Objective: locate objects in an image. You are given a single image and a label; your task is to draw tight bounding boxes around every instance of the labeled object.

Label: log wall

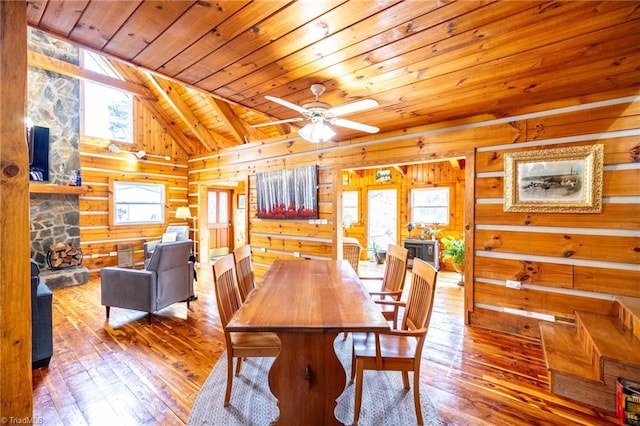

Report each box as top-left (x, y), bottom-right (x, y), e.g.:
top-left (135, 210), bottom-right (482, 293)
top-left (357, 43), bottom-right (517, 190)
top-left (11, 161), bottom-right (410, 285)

top-left (78, 98), bottom-right (190, 272)
top-left (191, 96), bottom-right (640, 337)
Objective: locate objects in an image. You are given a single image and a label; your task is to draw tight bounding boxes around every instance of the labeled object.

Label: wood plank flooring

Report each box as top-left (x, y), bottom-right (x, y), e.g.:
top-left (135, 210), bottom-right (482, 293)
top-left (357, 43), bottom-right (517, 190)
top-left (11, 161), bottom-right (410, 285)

top-left (32, 262), bottom-right (618, 425)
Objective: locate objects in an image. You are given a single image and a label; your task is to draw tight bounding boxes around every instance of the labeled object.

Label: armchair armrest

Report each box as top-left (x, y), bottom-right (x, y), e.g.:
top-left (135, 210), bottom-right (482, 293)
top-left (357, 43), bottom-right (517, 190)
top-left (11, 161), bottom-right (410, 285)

top-left (369, 290), bottom-right (403, 297)
top-left (101, 267), bottom-right (157, 313)
top-left (359, 275), bottom-right (383, 281)
top-left (379, 327), bottom-right (427, 338)
top-left (374, 299), bottom-right (406, 308)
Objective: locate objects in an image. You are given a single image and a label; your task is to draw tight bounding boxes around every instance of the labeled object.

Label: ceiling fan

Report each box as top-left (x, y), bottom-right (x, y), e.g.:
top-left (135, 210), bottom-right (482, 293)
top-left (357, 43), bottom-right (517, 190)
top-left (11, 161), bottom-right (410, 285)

top-left (252, 83), bottom-right (380, 143)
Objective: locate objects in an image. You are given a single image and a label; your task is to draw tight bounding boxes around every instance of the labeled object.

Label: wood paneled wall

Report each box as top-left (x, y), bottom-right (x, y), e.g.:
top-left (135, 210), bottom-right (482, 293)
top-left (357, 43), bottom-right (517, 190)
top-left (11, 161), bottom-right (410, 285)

top-left (191, 96), bottom-right (640, 337)
top-left (78, 99), bottom-right (190, 273)
top-left (472, 100), bottom-right (640, 337)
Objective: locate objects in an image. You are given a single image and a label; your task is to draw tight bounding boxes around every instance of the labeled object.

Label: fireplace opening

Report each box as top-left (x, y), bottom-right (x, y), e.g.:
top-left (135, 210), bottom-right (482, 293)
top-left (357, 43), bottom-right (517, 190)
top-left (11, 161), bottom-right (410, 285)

top-left (46, 242), bottom-right (83, 270)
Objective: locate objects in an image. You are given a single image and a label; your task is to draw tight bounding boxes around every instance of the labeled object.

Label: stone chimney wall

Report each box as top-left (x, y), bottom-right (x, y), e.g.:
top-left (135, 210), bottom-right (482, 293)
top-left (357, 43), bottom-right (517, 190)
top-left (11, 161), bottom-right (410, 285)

top-left (28, 29), bottom-right (82, 269)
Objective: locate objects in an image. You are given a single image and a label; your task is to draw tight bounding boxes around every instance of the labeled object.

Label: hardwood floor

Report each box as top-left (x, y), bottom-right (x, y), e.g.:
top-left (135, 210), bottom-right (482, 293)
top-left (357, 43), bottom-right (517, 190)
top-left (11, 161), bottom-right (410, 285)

top-left (32, 262), bottom-right (617, 425)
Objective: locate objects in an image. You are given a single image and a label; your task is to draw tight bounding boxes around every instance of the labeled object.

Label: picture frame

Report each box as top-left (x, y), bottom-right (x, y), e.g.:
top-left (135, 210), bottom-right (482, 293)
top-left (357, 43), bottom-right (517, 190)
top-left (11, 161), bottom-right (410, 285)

top-left (256, 165), bottom-right (318, 220)
top-left (238, 194), bottom-right (246, 209)
top-left (504, 144), bottom-right (604, 213)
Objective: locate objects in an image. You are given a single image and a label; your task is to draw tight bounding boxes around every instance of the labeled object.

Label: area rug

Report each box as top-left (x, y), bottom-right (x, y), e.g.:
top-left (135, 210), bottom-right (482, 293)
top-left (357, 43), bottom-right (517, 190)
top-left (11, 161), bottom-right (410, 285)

top-left (188, 335), bottom-right (444, 425)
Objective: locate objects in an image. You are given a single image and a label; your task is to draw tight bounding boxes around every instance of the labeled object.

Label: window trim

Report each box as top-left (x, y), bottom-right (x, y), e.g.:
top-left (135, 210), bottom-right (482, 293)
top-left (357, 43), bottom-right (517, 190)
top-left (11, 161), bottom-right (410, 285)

top-left (109, 179), bottom-right (166, 227)
top-left (410, 186), bottom-right (451, 226)
top-left (80, 49), bottom-right (134, 144)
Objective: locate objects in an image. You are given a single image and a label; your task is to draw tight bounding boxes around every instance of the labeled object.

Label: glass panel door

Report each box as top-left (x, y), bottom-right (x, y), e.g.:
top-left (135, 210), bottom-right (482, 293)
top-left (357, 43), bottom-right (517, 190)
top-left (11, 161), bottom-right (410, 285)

top-left (367, 189), bottom-right (397, 252)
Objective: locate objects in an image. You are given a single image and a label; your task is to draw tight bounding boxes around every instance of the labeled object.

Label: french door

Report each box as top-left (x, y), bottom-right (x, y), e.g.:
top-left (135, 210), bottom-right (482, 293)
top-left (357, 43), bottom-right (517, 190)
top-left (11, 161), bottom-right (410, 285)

top-left (367, 188), bottom-right (397, 252)
top-left (207, 189), bottom-right (232, 259)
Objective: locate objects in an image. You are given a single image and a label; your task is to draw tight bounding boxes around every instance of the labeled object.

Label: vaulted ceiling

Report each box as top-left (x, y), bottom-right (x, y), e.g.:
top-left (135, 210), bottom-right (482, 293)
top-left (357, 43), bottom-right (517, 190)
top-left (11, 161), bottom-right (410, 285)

top-left (26, 0), bottom-right (640, 154)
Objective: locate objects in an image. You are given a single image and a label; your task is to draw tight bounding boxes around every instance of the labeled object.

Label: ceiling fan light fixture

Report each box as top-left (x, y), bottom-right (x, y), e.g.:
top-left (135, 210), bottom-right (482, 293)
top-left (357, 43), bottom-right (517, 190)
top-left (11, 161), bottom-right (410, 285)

top-left (299, 121), bottom-right (335, 143)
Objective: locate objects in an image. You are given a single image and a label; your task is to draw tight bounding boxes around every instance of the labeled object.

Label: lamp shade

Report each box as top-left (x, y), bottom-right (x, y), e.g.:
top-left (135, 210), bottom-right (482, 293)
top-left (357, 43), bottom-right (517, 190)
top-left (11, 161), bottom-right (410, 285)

top-left (298, 121), bottom-right (335, 143)
top-left (176, 206), bottom-right (192, 219)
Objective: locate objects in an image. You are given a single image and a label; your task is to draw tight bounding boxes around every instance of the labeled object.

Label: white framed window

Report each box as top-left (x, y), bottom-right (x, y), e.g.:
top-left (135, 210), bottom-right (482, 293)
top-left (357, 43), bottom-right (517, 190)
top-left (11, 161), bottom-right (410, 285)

top-left (81, 50), bottom-right (133, 143)
top-left (113, 182), bottom-right (165, 225)
top-left (342, 190), bottom-right (359, 227)
top-left (411, 187), bottom-right (450, 225)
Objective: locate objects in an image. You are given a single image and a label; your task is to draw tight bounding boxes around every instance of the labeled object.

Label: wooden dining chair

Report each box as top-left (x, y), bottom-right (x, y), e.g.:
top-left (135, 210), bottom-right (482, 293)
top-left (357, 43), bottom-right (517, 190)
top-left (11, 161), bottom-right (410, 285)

top-left (360, 244), bottom-right (409, 329)
top-left (212, 254), bottom-right (280, 406)
top-left (343, 237), bottom-right (362, 274)
top-left (351, 257), bottom-right (438, 425)
top-left (233, 244), bottom-right (256, 303)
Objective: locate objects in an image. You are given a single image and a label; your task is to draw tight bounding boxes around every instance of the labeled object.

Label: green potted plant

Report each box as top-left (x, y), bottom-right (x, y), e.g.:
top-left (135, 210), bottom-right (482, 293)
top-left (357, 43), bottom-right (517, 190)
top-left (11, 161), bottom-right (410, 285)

top-left (368, 241), bottom-right (387, 264)
top-left (440, 236), bottom-right (465, 286)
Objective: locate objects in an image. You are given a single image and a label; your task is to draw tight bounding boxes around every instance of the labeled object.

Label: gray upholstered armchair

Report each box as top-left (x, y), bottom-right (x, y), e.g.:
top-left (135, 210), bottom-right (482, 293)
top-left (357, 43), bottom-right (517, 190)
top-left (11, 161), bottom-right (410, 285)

top-left (101, 240), bottom-right (194, 325)
top-left (143, 225), bottom-right (190, 262)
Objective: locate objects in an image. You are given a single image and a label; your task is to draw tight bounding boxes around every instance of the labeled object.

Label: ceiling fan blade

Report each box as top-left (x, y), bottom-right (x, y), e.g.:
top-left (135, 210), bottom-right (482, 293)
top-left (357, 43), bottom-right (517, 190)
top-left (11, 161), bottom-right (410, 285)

top-left (264, 95), bottom-right (309, 114)
top-left (250, 117), bottom-right (304, 128)
top-left (328, 99), bottom-right (378, 117)
top-left (331, 118), bottom-right (379, 133)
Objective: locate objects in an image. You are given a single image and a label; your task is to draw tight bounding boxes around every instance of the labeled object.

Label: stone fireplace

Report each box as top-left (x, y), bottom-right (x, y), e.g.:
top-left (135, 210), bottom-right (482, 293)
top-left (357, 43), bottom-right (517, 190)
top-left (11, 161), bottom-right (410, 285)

top-left (28, 29), bottom-right (88, 288)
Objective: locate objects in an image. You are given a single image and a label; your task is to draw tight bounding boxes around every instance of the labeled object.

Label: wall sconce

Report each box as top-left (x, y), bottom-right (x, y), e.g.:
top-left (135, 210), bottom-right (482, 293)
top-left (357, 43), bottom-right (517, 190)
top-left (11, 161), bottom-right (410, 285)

top-left (107, 144), bottom-right (170, 160)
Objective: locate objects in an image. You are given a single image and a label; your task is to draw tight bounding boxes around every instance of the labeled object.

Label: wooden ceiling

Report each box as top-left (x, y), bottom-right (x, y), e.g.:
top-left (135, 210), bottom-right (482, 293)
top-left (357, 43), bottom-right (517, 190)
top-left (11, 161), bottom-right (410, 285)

top-left (26, 1), bottom-right (640, 154)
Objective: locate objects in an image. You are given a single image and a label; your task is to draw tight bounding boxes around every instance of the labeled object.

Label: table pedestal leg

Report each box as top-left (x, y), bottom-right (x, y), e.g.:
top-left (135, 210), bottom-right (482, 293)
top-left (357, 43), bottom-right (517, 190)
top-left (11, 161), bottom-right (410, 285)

top-left (269, 331), bottom-right (344, 425)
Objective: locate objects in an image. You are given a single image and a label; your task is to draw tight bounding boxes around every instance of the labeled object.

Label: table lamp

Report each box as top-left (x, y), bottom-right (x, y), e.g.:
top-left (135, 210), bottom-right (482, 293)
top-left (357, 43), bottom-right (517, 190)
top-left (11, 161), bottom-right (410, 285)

top-left (176, 207), bottom-right (195, 254)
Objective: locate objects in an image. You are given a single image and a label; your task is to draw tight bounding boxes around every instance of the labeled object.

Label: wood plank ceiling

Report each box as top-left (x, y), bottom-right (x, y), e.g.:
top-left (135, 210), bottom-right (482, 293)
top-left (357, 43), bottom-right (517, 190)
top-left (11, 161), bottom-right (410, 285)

top-left (26, 0), bottom-right (640, 154)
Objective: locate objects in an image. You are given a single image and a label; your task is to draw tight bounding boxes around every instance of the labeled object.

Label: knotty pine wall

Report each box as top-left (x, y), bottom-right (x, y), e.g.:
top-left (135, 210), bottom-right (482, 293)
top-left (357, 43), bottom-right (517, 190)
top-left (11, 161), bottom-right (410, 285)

top-left (190, 96), bottom-right (640, 338)
top-left (78, 97), bottom-right (191, 273)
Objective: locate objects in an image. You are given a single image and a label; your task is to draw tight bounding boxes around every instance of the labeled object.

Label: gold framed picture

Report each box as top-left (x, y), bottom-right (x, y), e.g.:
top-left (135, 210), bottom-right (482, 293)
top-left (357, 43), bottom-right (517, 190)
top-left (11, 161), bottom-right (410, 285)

top-left (504, 144), bottom-right (604, 213)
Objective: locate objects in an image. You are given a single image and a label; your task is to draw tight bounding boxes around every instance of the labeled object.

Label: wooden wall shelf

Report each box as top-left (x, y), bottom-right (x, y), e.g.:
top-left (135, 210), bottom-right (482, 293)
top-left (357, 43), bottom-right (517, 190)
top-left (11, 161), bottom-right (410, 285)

top-left (29, 183), bottom-right (84, 195)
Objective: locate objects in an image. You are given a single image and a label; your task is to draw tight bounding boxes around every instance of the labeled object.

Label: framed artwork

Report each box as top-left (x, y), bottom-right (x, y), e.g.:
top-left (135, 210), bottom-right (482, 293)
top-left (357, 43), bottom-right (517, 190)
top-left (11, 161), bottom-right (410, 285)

top-left (256, 165), bottom-right (318, 219)
top-left (238, 194), bottom-right (246, 209)
top-left (504, 144), bottom-right (603, 213)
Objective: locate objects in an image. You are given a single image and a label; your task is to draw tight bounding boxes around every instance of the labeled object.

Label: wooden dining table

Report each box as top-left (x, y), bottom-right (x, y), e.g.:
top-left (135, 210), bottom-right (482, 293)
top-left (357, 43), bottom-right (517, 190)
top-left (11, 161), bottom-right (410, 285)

top-left (226, 259), bottom-right (390, 425)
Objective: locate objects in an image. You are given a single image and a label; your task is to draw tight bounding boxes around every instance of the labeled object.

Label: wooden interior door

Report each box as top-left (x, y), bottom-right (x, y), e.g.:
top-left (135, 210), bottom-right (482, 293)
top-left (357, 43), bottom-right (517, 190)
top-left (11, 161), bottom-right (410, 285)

top-left (207, 189), bottom-right (232, 259)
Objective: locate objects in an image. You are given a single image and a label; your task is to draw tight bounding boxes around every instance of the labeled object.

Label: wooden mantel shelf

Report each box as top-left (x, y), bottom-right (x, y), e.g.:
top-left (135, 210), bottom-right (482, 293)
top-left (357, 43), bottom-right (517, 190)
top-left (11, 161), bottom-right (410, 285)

top-left (29, 183), bottom-right (84, 195)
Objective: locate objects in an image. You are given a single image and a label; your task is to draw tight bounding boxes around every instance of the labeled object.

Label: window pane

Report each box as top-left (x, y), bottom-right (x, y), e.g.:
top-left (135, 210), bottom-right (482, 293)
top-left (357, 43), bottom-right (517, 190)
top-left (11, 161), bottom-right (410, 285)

top-left (368, 189), bottom-right (397, 250)
top-left (208, 192), bottom-right (217, 224)
top-left (411, 188), bottom-right (450, 225)
top-left (219, 192), bottom-right (228, 223)
top-left (115, 183), bottom-right (163, 203)
top-left (82, 50), bottom-right (132, 143)
top-left (342, 191), bottom-right (358, 226)
top-left (113, 182), bottom-right (164, 225)
top-left (84, 82), bottom-right (133, 142)
top-left (413, 207), bottom-right (449, 224)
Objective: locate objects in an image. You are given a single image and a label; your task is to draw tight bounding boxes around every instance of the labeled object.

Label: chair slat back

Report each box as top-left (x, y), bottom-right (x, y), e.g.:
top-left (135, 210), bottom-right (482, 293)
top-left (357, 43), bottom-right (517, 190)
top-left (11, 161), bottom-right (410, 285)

top-left (213, 254), bottom-right (242, 328)
top-left (381, 244), bottom-right (409, 294)
top-left (233, 245), bottom-right (256, 302)
top-left (402, 257), bottom-right (438, 333)
top-left (343, 242), bottom-right (362, 273)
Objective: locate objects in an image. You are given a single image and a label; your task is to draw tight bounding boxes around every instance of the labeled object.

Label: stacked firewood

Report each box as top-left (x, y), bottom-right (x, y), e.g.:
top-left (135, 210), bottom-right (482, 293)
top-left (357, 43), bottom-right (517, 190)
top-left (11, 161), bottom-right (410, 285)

top-left (46, 242), bottom-right (83, 269)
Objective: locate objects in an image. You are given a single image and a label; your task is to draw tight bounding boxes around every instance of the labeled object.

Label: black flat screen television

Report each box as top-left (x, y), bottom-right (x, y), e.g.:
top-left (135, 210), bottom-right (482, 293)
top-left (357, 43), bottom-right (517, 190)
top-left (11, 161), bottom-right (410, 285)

top-left (28, 125), bottom-right (49, 181)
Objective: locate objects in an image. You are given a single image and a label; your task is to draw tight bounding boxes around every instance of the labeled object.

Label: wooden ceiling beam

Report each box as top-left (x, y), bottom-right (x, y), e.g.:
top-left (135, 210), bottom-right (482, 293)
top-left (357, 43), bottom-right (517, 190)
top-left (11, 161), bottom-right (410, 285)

top-left (144, 73), bottom-right (221, 151)
top-left (394, 165), bottom-right (407, 176)
top-left (202, 95), bottom-right (272, 144)
top-left (28, 50), bottom-right (156, 100)
top-left (109, 62), bottom-right (197, 155)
